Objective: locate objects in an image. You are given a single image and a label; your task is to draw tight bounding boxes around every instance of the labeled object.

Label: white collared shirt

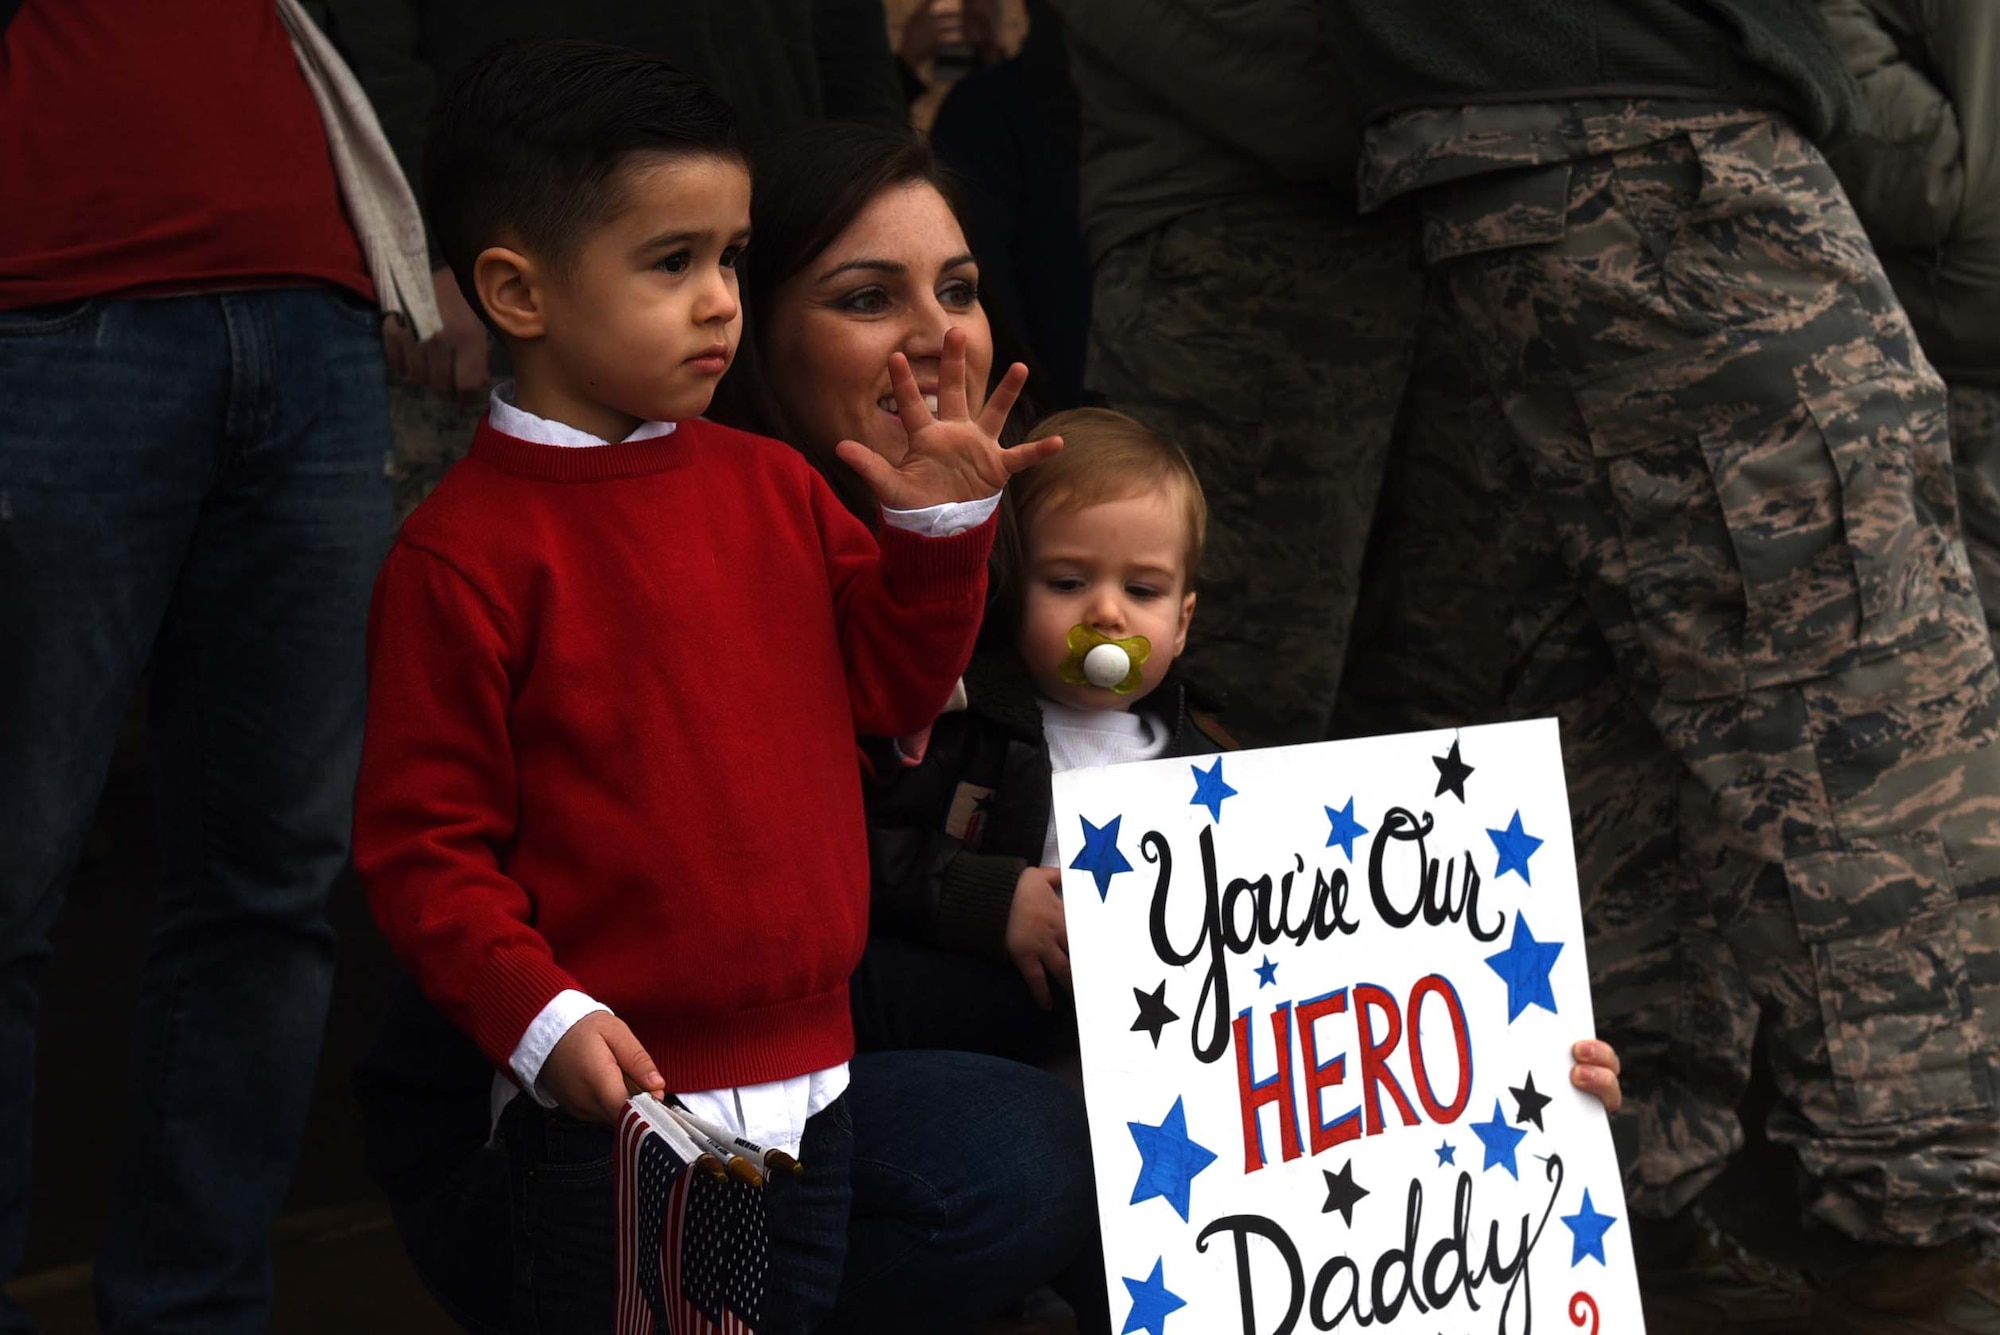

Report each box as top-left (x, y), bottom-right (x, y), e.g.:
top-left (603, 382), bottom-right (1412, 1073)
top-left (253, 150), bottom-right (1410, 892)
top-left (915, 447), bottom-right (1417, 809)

top-left (485, 385), bottom-right (999, 1149)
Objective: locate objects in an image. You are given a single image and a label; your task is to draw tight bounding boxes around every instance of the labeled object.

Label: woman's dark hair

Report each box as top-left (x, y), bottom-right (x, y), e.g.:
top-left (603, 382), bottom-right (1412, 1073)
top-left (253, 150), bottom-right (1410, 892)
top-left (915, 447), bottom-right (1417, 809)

top-left (707, 120), bottom-right (1041, 519)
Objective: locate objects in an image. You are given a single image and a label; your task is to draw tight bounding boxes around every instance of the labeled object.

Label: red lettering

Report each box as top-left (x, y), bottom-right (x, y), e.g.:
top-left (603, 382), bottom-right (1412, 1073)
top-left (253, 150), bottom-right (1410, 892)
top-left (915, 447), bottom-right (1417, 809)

top-left (1354, 984), bottom-right (1419, 1136)
top-left (1407, 974), bottom-right (1474, 1124)
top-left (1297, 989), bottom-right (1361, 1154)
top-left (1232, 1002), bottom-right (1302, 1172)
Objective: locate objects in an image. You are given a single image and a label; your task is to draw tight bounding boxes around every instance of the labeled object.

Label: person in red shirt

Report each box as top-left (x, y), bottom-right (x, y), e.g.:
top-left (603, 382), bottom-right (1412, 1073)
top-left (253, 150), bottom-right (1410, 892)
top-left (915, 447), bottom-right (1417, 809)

top-left (0, 3), bottom-right (395, 1329)
top-left (349, 40), bottom-right (1059, 1330)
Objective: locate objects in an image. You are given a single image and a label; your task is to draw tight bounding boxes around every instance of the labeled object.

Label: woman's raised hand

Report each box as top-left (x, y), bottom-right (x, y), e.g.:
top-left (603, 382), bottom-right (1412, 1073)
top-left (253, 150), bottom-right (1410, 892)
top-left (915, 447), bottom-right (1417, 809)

top-left (835, 327), bottom-right (1062, 511)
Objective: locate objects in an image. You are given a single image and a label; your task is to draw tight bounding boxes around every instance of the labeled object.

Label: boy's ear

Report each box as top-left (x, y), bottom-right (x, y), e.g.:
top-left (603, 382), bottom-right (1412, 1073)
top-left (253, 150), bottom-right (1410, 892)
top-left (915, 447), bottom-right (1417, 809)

top-left (1173, 589), bottom-right (1196, 658)
top-left (473, 245), bottom-right (544, 341)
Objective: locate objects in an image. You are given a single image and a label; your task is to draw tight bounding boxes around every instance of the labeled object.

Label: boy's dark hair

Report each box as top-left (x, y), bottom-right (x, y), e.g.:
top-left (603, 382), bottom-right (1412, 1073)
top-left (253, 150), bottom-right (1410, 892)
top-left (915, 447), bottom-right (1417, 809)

top-left (423, 39), bottom-right (741, 327)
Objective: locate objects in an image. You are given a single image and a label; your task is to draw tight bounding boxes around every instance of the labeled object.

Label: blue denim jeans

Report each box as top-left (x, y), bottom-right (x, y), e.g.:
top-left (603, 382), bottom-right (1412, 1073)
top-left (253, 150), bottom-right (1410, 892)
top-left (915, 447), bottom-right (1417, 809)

top-left (0, 289), bottom-right (392, 1333)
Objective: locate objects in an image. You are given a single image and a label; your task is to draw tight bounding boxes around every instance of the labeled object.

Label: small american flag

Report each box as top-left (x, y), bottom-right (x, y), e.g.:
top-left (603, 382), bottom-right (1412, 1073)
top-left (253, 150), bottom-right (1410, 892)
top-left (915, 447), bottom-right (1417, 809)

top-left (615, 1099), bottom-right (768, 1335)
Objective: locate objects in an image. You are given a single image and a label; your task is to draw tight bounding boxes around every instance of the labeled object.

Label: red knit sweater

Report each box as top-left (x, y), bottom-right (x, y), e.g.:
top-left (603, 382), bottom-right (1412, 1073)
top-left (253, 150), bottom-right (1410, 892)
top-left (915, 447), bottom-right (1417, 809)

top-left (352, 417), bottom-right (993, 1089)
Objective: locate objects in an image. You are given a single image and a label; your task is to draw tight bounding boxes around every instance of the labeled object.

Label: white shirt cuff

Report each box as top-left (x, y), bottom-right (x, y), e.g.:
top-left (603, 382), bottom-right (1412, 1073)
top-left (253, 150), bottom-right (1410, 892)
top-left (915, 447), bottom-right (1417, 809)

top-left (880, 492), bottom-right (1000, 537)
top-left (509, 988), bottom-right (611, 1106)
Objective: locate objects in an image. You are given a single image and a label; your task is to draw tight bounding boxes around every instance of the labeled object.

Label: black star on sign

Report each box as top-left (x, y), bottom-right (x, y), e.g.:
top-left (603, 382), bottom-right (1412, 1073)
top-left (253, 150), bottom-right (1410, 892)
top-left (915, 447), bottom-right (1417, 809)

top-left (1432, 738), bottom-right (1475, 802)
top-left (1510, 1072), bottom-right (1552, 1131)
top-left (1320, 1160), bottom-right (1369, 1226)
top-left (1131, 981), bottom-right (1179, 1048)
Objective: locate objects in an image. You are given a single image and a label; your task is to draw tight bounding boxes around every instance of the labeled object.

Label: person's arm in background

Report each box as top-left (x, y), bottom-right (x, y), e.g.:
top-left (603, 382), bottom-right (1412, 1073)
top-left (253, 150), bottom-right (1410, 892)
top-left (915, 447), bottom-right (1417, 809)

top-left (1921, 1), bottom-right (2000, 292)
top-left (1817, 0), bottom-right (1964, 252)
top-left (317, 0), bottom-right (491, 399)
top-left (812, 0), bottom-right (911, 125)
top-left (928, 80), bottom-right (1031, 383)
top-left (1047, 0), bottom-right (1353, 184)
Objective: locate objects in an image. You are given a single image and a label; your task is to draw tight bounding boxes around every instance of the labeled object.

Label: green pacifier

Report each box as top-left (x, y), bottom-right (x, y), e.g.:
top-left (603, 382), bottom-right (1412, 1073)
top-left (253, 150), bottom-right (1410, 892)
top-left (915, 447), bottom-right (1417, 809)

top-left (1057, 624), bottom-right (1151, 695)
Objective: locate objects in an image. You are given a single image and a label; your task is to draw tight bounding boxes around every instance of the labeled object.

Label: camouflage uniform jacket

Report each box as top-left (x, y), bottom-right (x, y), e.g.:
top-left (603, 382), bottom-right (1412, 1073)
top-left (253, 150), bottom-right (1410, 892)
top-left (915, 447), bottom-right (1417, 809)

top-left (864, 644), bottom-right (1226, 962)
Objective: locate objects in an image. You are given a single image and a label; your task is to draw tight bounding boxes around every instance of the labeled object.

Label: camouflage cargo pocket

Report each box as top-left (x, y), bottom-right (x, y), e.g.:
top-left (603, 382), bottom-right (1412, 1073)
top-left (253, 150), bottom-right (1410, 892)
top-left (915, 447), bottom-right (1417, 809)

top-left (1416, 161), bottom-right (1571, 265)
top-left (1573, 349), bottom-right (1946, 701)
top-left (1785, 836), bottom-right (1991, 1127)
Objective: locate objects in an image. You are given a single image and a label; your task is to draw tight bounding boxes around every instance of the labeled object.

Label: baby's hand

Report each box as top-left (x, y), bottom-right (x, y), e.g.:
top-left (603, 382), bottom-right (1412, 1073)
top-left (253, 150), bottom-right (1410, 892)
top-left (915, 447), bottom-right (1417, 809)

top-left (1006, 865), bottom-right (1070, 1010)
top-left (835, 328), bottom-right (1061, 511)
top-left (539, 1011), bottom-right (665, 1124)
top-left (1570, 1038), bottom-right (1622, 1114)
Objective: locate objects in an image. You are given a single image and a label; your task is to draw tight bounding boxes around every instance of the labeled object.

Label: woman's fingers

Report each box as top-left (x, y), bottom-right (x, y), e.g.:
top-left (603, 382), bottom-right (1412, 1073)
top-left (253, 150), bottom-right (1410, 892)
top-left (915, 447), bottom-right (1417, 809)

top-left (1043, 945), bottom-right (1073, 997)
top-left (888, 352), bottom-right (935, 431)
top-left (834, 439), bottom-right (898, 498)
top-left (1000, 433), bottom-right (1064, 476)
top-left (937, 326), bottom-right (972, 422)
top-left (977, 362), bottom-right (1030, 437)
top-left (1571, 1061), bottom-right (1622, 1113)
top-left (1572, 1038), bottom-right (1621, 1074)
top-left (1019, 956), bottom-right (1053, 1011)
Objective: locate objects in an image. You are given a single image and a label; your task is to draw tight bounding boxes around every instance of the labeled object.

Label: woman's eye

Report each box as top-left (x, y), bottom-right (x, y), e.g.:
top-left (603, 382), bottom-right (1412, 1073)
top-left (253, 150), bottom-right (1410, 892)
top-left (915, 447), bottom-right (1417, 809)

top-left (838, 287), bottom-right (891, 315)
top-left (655, 250), bottom-right (692, 274)
top-left (940, 279), bottom-right (978, 309)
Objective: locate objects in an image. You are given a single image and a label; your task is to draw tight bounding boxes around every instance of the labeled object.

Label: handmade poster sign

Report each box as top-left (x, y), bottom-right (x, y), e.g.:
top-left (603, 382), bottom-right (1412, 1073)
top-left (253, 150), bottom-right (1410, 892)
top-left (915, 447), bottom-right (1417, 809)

top-left (1055, 719), bottom-right (1644, 1335)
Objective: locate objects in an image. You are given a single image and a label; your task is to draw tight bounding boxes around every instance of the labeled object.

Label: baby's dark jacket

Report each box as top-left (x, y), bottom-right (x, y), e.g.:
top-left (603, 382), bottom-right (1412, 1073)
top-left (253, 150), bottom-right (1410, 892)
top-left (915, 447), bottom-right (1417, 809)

top-left (864, 642), bottom-right (1230, 962)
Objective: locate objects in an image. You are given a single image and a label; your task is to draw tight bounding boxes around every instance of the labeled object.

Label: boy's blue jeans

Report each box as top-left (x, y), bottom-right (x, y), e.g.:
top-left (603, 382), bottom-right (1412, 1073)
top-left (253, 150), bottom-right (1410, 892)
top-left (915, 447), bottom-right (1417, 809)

top-left (0, 289), bottom-right (392, 1333)
top-left (392, 1049), bottom-right (1103, 1333)
top-left (500, 1094), bottom-right (857, 1334)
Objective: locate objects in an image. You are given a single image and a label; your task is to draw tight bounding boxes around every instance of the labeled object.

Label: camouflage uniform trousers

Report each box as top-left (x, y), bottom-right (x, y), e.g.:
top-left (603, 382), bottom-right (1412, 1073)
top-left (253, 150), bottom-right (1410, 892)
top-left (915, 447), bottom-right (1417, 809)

top-left (1086, 193), bottom-right (1426, 747)
top-left (1951, 382), bottom-right (2000, 652)
top-left (1351, 102), bottom-right (2000, 1248)
top-left (1332, 289), bottom-right (1767, 1228)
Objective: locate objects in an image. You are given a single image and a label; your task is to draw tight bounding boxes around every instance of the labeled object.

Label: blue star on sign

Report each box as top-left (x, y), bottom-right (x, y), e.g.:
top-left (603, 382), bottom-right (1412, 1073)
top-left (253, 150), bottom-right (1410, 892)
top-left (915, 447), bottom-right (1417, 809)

top-left (1070, 815), bottom-right (1134, 900)
top-left (1121, 1259), bottom-right (1187, 1335)
top-left (1324, 797), bottom-right (1369, 861)
top-left (1487, 809), bottom-right (1545, 884)
top-left (1435, 1140), bottom-right (1457, 1167)
top-left (1254, 955), bottom-right (1278, 988)
top-left (1127, 1096), bottom-right (1217, 1222)
top-left (1562, 1189), bottom-right (1619, 1266)
top-left (1484, 911), bottom-right (1565, 1021)
top-left (1189, 758), bottom-right (1236, 822)
top-left (1471, 1099), bottom-right (1528, 1179)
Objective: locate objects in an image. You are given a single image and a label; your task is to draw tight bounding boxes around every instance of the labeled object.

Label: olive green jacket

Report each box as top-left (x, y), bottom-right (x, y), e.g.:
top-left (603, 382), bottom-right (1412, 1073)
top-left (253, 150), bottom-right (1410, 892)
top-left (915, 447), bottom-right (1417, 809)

top-left (1821, 0), bottom-right (2000, 386)
top-left (1048, 0), bottom-right (1358, 262)
top-left (1318, 0), bottom-right (1862, 142)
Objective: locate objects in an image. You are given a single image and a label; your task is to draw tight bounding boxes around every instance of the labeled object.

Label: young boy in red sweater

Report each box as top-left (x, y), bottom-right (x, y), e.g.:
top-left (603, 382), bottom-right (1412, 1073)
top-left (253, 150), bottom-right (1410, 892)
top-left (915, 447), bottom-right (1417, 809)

top-left (350, 40), bottom-right (1058, 1330)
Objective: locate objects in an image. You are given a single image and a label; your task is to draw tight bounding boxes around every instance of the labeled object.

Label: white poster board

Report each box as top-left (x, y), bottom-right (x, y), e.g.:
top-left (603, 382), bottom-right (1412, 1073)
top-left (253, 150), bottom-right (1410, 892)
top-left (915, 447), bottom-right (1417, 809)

top-left (1054, 719), bottom-right (1645, 1335)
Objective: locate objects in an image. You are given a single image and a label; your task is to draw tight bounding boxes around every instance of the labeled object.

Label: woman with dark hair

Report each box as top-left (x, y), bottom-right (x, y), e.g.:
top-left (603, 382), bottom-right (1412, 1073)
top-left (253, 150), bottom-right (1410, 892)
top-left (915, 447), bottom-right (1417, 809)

top-left (354, 121), bottom-right (1109, 1334)
top-left (710, 121), bottom-right (1075, 1068)
top-left (706, 118), bottom-right (1111, 1331)
top-left (711, 120), bottom-right (1043, 502)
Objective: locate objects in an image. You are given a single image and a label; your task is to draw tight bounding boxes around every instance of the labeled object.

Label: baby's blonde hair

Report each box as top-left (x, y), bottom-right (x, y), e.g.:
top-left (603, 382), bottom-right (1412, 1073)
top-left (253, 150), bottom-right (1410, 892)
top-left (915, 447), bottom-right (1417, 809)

top-left (1009, 408), bottom-right (1208, 583)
